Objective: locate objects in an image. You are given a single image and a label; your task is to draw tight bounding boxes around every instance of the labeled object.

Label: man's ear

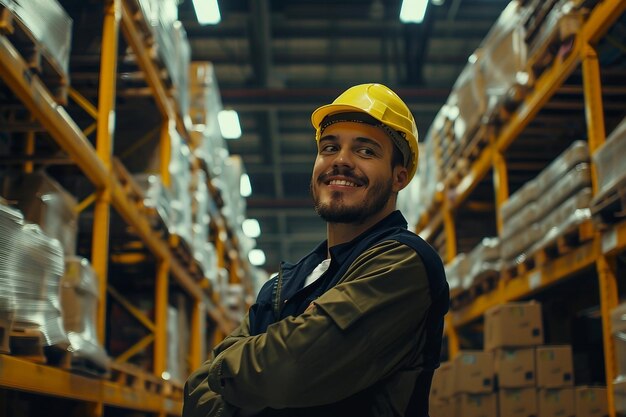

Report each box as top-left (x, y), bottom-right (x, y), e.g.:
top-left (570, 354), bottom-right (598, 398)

top-left (392, 166), bottom-right (409, 192)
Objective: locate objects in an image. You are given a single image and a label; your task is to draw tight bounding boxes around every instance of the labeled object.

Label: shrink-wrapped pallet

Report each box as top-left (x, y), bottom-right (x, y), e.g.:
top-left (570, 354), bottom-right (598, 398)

top-left (502, 202), bottom-right (539, 239)
top-left (500, 179), bottom-right (539, 224)
top-left (501, 223), bottom-right (541, 264)
top-left (0, 202), bottom-right (67, 346)
top-left (445, 58), bottom-right (486, 148)
top-left (1, 0), bottom-right (72, 76)
top-left (3, 171), bottom-right (78, 256)
top-left (445, 254), bottom-right (468, 296)
top-left (169, 128), bottom-right (193, 245)
top-left (592, 117), bottom-right (626, 196)
top-left (134, 173), bottom-right (173, 229)
top-left (464, 238), bottom-right (501, 289)
top-left (60, 257), bottom-right (110, 372)
top-left (534, 163), bottom-right (591, 220)
top-left (479, 1), bottom-right (531, 119)
top-left (531, 188), bottom-right (593, 253)
top-left (535, 141), bottom-right (589, 196)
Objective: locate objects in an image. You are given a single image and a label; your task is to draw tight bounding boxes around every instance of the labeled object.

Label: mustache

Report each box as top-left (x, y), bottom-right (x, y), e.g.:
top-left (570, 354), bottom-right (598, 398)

top-left (317, 167), bottom-right (367, 185)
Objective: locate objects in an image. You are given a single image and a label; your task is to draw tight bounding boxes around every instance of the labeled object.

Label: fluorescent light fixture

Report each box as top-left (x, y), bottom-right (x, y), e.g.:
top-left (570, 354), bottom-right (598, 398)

top-left (248, 249), bottom-right (266, 266)
top-left (400, 0), bottom-right (429, 23)
top-left (240, 173), bottom-right (252, 197)
top-left (218, 109), bottom-right (242, 139)
top-left (242, 219), bottom-right (261, 238)
top-left (193, 0), bottom-right (221, 25)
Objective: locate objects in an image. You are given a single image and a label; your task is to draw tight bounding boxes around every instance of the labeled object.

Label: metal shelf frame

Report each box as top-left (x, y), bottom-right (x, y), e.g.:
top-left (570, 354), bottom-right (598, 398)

top-left (0, 0), bottom-right (239, 414)
top-left (416, 2), bottom-right (626, 416)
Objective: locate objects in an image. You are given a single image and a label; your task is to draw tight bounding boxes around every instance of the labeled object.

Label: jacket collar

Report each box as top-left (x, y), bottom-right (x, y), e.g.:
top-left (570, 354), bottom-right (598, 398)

top-left (328, 210), bottom-right (408, 264)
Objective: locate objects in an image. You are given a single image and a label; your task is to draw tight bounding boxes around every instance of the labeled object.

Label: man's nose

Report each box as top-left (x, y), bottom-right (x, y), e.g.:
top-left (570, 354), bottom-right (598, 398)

top-left (332, 148), bottom-right (355, 167)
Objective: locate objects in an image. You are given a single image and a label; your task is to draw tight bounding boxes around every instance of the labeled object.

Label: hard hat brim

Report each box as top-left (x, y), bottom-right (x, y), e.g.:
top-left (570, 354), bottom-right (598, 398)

top-left (311, 103), bottom-right (371, 131)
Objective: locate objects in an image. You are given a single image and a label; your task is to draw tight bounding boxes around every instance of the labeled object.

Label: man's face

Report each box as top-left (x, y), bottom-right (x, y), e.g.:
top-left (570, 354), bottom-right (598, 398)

top-left (310, 121), bottom-right (407, 224)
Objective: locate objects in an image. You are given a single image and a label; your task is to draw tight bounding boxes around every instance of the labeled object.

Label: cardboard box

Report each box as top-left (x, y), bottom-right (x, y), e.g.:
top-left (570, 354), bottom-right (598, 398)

top-left (536, 345), bottom-right (574, 388)
top-left (498, 388), bottom-right (537, 417)
top-left (429, 398), bottom-right (454, 417)
top-left (430, 361), bottom-right (454, 400)
top-left (453, 393), bottom-right (497, 417)
top-left (453, 351), bottom-right (494, 394)
top-left (484, 301), bottom-right (543, 351)
top-left (538, 388), bottom-right (574, 417)
top-left (495, 348), bottom-right (535, 388)
top-left (574, 386), bottom-right (608, 417)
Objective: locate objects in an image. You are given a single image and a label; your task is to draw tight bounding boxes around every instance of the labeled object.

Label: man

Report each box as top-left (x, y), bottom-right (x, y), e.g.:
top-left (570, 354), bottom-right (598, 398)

top-left (184, 83), bottom-right (449, 417)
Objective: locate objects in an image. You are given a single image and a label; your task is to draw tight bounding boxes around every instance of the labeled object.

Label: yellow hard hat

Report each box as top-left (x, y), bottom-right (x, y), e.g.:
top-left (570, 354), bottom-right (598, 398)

top-left (311, 83), bottom-right (419, 178)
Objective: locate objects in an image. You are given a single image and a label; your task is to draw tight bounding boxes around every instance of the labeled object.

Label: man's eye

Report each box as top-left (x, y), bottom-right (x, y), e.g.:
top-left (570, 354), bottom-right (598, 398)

top-left (358, 148), bottom-right (375, 156)
top-left (320, 145), bottom-right (337, 153)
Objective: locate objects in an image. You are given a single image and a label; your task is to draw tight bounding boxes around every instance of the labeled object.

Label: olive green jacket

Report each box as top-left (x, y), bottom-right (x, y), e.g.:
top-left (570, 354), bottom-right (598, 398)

top-left (184, 240), bottom-right (438, 416)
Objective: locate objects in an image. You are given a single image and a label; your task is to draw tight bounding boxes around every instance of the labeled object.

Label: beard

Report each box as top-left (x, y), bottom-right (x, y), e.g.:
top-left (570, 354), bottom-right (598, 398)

top-left (311, 170), bottom-right (394, 224)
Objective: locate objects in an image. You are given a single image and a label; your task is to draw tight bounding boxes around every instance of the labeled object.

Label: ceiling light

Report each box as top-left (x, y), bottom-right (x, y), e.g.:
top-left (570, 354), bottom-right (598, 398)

top-left (400, 0), bottom-right (429, 23)
top-left (218, 109), bottom-right (242, 139)
top-left (192, 0), bottom-right (221, 25)
top-left (248, 249), bottom-right (266, 266)
top-left (242, 219), bottom-right (261, 238)
top-left (240, 173), bottom-right (252, 197)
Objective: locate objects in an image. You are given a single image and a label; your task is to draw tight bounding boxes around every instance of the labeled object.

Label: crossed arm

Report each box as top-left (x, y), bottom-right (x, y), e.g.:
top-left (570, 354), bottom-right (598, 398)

top-left (183, 241), bottom-right (431, 416)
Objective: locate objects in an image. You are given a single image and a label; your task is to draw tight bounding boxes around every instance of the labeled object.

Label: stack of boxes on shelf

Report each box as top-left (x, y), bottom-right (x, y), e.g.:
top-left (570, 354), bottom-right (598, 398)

top-left (500, 141), bottom-right (592, 272)
top-left (430, 301), bottom-right (608, 417)
top-left (405, 0), bottom-right (598, 223)
top-left (590, 117), bottom-right (626, 225)
top-left (0, 172), bottom-right (109, 374)
top-left (445, 140), bottom-right (594, 303)
top-left (0, 0), bottom-right (72, 103)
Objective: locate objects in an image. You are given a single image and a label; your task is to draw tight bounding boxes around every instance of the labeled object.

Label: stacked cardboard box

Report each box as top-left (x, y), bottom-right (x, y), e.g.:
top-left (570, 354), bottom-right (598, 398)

top-left (431, 301), bottom-right (609, 417)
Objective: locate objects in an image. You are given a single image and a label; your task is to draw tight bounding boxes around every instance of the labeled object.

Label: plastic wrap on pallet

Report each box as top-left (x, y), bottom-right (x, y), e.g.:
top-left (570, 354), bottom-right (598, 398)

top-left (219, 156), bottom-right (247, 230)
top-left (172, 23), bottom-right (191, 127)
top-left (2, 172), bottom-right (78, 257)
top-left (134, 173), bottom-right (173, 229)
top-left (527, 0), bottom-right (585, 60)
top-left (502, 202), bottom-right (539, 239)
top-left (446, 58), bottom-right (486, 146)
top-left (535, 141), bottom-right (589, 195)
top-left (0, 202), bottom-right (67, 346)
top-left (593, 117), bottom-right (626, 195)
top-left (465, 238), bottom-right (502, 289)
top-left (166, 303), bottom-right (189, 384)
top-left (398, 173), bottom-right (421, 231)
top-left (531, 188), bottom-right (592, 254)
top-left (501, 178), bottom-right (539, 223)
top-left (192, 170), bottom-right (210, 247)
top-left (479, 1), bottom-right (530, 118)
top-left (501, 223), bottom-right (541, 263)
top-left (445, 254), bottom-right (468, 295)
top-left (60, 257), bottom-right (110, 372)
top-left (189, 62), bottom-right (223, 128)
top-left (7, 0), bottom-right (72, 76)
top-left (169, 128), bottom-right (193, 245)
top-left (535, 163), bottom-right (591, 220)
top-left (196, 241), bottom-right (218, 284)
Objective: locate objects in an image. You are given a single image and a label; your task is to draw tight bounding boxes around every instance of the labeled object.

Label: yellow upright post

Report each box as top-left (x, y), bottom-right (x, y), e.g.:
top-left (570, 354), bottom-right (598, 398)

top-left (154, 259), bottom-right (170, 378)
top-left (24, 116), bottom-right (35, 173)
top-left (582, 43), bottom-right (618, 417)
top-left (190, 300), bottom-right (206, 371)
top-left (92, 0), bottom-right (120, 344)
top-left (442, 194), bottom-right (459, 357)
top-left (160, 120), bottom-right (172, 188)
top-left (491, 130), bottom-right (509, 236)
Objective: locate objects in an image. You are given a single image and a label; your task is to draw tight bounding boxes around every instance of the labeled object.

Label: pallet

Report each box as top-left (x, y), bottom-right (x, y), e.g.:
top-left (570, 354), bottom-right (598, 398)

top-left (8, 326), bottom-right (46, 363)
top-left (69, 354), bottom-right (110, 378)
top-left (110, 362), bottom-right (163, 394)
top-left (591, 178), bottom-right (626, 227)
top-left (0, 4), bottom-right (69, 105)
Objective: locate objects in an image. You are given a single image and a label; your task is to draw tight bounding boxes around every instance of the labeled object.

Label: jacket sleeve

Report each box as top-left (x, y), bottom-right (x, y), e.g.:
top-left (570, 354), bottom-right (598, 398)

top-left (206, 240), bottom-right (432, 410)
top-left (183, 314), bottom-right (252, 417)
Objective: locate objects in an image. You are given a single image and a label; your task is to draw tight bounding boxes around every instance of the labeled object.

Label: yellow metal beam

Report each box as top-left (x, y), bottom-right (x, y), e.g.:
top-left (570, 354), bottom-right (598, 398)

top-left (115, 334), bottom-right (155, 364)
top-left (491, 129), bottom-right (509, 235)
top-left (75, 192), bottom-right (96, 213)
top-left (154, 260), bottom-right (170, 377)
top-left (68, 87), bottom-right (98, 120)
top-left (83, 121), bottom-right (97, 138)
top-left (107, 285), bottom-right (156, 332)
top-left (23, 128), bottom-right (35, 173)
top-left (442, 198), bottom-right (457, 263)
top-left (160, 120), bottom-right (172, 187)
top-left (92, 0), bottom-right (120, 344)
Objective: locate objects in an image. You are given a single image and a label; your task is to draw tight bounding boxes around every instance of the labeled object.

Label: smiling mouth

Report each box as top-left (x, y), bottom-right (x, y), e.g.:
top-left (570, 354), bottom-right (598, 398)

top-left (328, 179), bottom-right (360, 187)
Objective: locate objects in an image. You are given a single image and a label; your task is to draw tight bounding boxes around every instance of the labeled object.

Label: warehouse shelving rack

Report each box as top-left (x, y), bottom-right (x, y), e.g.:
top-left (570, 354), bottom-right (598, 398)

top-left (0, 0), bottom-right (245, 415)
top-left (415, 1), bottom-right (626, 416)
